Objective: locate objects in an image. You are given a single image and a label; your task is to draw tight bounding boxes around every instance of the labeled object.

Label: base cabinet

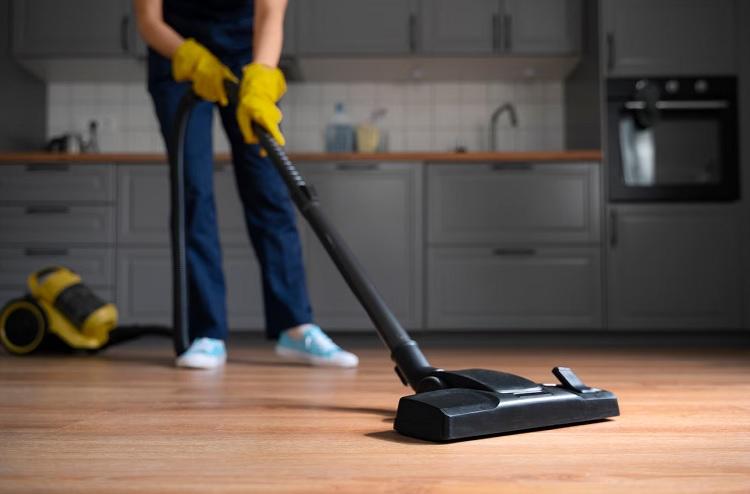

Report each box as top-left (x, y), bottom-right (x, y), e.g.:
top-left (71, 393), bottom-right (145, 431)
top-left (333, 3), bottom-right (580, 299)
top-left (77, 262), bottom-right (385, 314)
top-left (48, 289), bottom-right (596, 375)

top-left (427, 247), bottom-right (602, 329)
top-left (299, 163), bottom-right (423, 330)
top-left (607, 205), bottom-right (742, 329)
top-left (115, 247), bottom-right (264, 328)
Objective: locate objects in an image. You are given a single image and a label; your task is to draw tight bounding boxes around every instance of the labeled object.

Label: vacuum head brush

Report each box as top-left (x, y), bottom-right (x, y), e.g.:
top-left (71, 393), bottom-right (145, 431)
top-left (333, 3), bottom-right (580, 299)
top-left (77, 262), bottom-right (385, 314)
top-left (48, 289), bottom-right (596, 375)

top-left (394, 367), bottom-right (619, 441)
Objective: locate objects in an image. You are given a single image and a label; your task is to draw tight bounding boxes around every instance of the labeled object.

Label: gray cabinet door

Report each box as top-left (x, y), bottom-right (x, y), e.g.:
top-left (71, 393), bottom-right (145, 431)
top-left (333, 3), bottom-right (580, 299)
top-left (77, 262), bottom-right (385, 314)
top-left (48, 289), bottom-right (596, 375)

top-left (0, 205), bottom-right (115, 245)
top-left (298, 0), bottom-right (415, 55)
top-left (117, 165), bottom-right (248, 246)
top-left (282, 0), bottom-right (297, 56)
top-left (601, 0), bottom-right (737, 76)
top-left (427, 246), bottom-right (602, 329)
top-left (0, 164), bottom-right (115, 203)
top-left (607, 205), bottom-right (742, 329)
top-left (116, 247), bottom-right (265, 330)
top-left (427, 163), bottom-right (600, 245)
top-left (298, 163), bottom-right (423, 329)
top-left (418, 0), bottom-right (500, 55)
top-left (0, 247), bottom-right (114, 288)
top-left (12, 0), bottom-right (132, 56)
top-left (116, 248), bottom-right (171, 325)
top-left (502, 0), bottom-right (581, 55)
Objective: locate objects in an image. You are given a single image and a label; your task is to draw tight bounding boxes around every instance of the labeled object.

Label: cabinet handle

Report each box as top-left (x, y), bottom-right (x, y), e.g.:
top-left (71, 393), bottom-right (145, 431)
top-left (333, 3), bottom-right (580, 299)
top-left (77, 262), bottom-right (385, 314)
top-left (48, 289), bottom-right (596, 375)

top-left (24, 248), bottom-right (69, 257)
top-left (606, 33), bottom-right (615, 72)
top-left (503, 14), bottom-right (512, 51)
top-left (408, 14), bottom-right (417, 53)
top-left (609, 210), bottom-right (618, 247)
top-left (493, 248), bottom-right (536, 257)
top-left (491, 163), bottom-right (532, 171)
top-left (121, 15), bottom-right (130, 54)
top-left (25, 205), bottom-right (70, 215)
top-left (25, 163), bottom-right (70, 172)
top-left (336, 163), bottom-right (379, 171)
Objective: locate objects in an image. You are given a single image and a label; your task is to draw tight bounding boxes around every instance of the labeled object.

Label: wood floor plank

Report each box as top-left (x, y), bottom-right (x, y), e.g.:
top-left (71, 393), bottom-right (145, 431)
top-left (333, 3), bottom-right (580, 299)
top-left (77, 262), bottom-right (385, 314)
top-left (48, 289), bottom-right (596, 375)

top-left (1, 341), bottom-right (749, 493)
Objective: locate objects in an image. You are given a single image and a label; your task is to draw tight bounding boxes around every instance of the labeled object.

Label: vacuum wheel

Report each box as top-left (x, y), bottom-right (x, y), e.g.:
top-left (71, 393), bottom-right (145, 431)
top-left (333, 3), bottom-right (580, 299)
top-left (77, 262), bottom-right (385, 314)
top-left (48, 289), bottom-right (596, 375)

top-left (0, 296), bottom-right (48, 355)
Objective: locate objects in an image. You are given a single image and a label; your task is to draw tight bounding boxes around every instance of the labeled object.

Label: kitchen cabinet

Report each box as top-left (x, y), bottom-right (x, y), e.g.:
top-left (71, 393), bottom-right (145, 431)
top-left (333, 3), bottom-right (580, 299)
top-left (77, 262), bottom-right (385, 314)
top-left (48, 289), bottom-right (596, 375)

top-left (418, 0), bottom-right (500, 55)
top-left (282, 0), bottom-right (298, 57)
top-left (0, 205), bottom-right (115, 245)
top-left (418, 0), bottom-right (581, 55)
top-left (0, 164), bottom-right (115, 203)
top-left (115, 247), bottom-right (263, 327)
top-left (427, 246), bottom-right (602, 329)
top-left (298, 162), bottom-right (423, 329)
top-left (601, 0), bottom-right (737, 76)
top-left (502, 0), bottom-right (581, 55)
top-left (298, 0), bottom-right (416, 55)
top-left (427, 163), bottom-right (600, 245)
top-left (607, 204), bottom-right (742, 329)
top-left (117, 165), bottom-right (249, 247)
top-left (11, 0), bottom-right (138, 57)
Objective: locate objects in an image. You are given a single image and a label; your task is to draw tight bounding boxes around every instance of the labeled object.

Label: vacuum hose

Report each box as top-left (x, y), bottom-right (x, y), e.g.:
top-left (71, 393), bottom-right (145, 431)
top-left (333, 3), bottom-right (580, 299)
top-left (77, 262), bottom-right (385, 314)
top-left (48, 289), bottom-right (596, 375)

top-left (170, 83), bottom-right (436, 390)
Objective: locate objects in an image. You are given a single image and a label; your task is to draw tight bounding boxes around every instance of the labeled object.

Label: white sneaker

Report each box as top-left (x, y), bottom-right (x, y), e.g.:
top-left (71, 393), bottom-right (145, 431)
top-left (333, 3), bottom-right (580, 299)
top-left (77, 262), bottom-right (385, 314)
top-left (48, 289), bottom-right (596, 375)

top-left (275, 325), bottom-right (359, 368)
top-left (175, 337), bottom-right (227, 369)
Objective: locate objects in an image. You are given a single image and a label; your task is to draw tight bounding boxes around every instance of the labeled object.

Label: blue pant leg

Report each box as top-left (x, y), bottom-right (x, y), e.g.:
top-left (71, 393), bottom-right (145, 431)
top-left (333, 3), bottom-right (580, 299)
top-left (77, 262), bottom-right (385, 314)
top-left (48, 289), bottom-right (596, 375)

top-left (149, 80), bottom-right (229, 342)
top-left (217, 104), bottom-right (313, 339)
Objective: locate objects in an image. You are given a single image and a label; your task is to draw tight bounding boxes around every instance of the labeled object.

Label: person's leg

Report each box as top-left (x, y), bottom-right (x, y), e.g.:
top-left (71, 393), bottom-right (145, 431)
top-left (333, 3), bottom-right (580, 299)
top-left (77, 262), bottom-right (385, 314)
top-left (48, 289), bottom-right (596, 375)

top-left (217, 105), bottom-right (312, 339)
top-left (217, 98), bottom-right (357, 368)
top-left (149, 76), bottom-right (229, 367)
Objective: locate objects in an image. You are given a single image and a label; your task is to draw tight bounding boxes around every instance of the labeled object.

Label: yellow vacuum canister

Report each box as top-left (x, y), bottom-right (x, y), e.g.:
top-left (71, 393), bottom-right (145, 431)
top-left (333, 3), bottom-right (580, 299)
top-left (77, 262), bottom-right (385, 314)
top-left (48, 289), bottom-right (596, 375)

top-left (0, 267), bottom-right (118, 354)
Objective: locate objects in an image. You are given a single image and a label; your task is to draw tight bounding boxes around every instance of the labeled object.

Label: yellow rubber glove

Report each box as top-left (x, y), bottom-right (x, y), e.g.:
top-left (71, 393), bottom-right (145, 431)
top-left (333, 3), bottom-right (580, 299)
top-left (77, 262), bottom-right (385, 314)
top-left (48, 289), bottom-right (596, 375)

top-left (172, 38), bottom-right (238, 106)
top-left (237, 63), bottom-right (287, 147)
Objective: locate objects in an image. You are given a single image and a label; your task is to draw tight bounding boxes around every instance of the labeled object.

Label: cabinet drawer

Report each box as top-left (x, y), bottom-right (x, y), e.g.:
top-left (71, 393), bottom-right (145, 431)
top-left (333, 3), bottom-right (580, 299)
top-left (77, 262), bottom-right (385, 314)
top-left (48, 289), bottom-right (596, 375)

top-left (115, 247), bottom-right (263, 329)
top-left (427, 246), bottom-right (602, 329)
top-left (117, 165), bottom-right (247, 245)
top-left (0, 164), bottom-right (115, 203)
top-left (0, 205), bottom-right (115, 244)
top-left (427, 163), bottom-right (600, 244)
top-left (0, 247), bottom-right (114, 287)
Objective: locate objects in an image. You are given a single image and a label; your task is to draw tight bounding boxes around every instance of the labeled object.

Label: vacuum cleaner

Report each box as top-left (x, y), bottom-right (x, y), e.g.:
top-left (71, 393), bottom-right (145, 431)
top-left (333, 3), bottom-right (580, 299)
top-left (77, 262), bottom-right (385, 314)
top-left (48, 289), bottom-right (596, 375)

top-left (0, 266), bottom-right (170, 355)
top-left (1, 82), bottom-right (619, 441)
top-left (207, 82), bottom-right (617, 441)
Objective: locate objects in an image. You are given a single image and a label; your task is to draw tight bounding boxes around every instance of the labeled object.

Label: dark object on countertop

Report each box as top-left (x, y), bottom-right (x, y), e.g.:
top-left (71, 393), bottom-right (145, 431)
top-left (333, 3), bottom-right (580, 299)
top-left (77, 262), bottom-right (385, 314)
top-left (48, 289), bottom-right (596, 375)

top-left (45, 133), bottom-right (82, 153)
top-left (44, 120), bottom-right (99, 154)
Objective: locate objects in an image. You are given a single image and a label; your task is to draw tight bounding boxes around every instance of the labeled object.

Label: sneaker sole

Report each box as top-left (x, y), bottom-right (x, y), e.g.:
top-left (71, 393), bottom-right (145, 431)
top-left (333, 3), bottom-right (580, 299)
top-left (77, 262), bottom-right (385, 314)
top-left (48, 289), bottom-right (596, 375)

top-left (175, 354), bottom-right (226, 370)
top-left (275, 345), bottom-right (358, 368)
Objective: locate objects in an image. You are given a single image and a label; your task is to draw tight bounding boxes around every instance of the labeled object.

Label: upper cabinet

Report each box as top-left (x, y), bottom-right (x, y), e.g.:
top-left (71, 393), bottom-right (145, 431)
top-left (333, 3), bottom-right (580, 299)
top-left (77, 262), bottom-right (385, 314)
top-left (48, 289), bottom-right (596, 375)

top-left (297, 0), bottom-right (416, 55)
top-left (418, 0), bottom-right (581, 56)
top-left (418, 0), bottom-right (500, 55)
top-left (601, 0), bottom-right (737, 76)
top-left (502, 0), bottom-right (581, 55)
top-left (12, 0), bottom-right (137, 57)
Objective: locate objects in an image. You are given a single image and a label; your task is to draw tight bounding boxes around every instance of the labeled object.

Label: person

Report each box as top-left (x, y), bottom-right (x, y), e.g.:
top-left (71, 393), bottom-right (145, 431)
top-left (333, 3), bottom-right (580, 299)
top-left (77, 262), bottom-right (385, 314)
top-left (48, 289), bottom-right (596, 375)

top-left (133, 0), bottom-right (358, 369)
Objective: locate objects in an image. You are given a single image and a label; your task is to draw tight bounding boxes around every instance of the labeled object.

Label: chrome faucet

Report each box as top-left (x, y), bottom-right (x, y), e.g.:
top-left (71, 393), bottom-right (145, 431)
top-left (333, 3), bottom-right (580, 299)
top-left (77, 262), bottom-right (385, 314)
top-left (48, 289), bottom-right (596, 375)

top-left (489, 103), bottom-right (519, 151)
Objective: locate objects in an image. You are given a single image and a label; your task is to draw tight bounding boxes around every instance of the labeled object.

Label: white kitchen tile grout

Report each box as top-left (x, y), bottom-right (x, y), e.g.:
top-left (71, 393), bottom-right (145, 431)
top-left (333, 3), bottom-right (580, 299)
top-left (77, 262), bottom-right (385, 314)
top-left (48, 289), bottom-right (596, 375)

top-left (46, 80), bottom-right (565, 153)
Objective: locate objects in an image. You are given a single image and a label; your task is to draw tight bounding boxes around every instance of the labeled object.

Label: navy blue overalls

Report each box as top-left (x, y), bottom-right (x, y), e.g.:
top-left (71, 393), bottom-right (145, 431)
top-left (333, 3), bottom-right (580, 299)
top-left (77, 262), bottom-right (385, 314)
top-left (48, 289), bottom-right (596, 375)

top-left (148, 0), bottom-right (312, 341)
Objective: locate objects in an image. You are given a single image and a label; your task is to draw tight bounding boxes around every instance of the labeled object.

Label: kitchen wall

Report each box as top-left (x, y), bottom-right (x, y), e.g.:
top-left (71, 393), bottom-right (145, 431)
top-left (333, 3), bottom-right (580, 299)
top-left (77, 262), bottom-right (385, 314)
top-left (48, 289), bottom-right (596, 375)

top-left (46, 80), bottom-right (565, 153)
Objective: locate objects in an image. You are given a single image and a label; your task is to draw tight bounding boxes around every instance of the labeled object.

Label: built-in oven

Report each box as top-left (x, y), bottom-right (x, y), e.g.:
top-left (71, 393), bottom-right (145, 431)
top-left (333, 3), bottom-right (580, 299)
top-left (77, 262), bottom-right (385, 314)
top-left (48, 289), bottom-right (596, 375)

top-left (606, 77), bottom-right (738, 202)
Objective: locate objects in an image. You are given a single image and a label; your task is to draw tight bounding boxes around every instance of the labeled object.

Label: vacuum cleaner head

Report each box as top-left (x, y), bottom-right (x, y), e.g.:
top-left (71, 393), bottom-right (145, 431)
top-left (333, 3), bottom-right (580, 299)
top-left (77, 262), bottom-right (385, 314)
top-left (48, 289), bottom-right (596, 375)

top-left (394, 367), bottom-right (619, 441)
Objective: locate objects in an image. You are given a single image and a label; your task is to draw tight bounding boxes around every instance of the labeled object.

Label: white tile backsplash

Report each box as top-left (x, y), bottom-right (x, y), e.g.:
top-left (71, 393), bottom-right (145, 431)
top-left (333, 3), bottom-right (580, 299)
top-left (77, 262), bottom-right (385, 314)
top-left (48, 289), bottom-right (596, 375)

top-left (46, 80), bottom-right (565, 153)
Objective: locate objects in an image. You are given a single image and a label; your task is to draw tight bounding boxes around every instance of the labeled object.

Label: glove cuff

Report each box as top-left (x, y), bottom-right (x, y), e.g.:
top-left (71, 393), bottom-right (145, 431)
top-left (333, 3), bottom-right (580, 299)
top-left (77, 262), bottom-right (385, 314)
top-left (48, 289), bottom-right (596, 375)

top-left (172, 38), bottom-right (206, 82)
top-left (241, 63), bottom-right (287, 102)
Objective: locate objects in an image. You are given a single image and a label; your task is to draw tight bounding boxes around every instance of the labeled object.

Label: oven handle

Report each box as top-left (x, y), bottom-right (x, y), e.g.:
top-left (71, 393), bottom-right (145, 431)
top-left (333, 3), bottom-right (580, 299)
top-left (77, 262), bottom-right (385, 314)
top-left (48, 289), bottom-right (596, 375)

top-left (624, 100), bottom-right (729, 111)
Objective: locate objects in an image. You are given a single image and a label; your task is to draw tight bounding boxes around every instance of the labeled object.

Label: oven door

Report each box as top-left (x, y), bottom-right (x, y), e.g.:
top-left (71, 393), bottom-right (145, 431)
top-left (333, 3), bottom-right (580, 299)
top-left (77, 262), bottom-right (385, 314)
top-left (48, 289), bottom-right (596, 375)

top-left (608, 99), bottom-right (738, 202)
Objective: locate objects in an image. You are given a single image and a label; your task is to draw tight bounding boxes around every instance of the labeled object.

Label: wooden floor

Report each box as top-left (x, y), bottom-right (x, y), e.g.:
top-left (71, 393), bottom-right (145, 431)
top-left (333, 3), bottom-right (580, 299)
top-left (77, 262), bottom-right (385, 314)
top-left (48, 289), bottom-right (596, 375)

top-left (1, 336), bottom-right (749, 493)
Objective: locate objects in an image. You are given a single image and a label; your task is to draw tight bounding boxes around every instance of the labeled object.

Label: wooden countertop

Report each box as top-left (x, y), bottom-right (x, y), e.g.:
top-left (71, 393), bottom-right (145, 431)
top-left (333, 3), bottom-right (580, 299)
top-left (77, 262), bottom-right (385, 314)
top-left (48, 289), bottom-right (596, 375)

top-left (0, 150), bottom-right (601, 164)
